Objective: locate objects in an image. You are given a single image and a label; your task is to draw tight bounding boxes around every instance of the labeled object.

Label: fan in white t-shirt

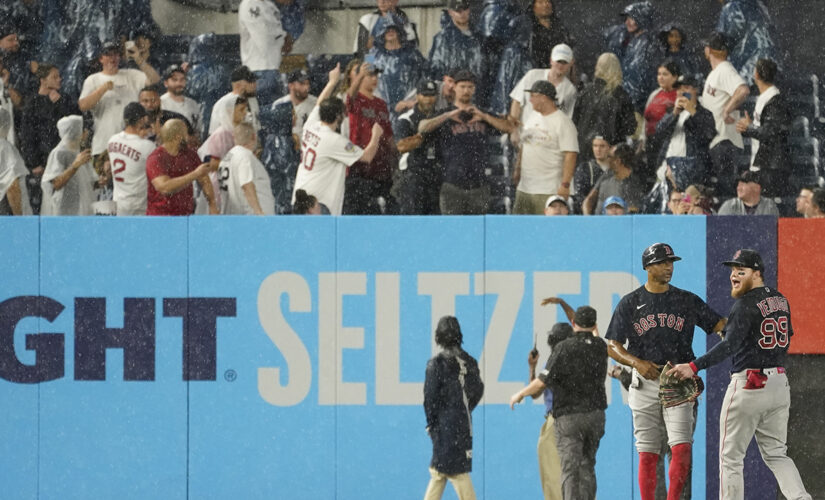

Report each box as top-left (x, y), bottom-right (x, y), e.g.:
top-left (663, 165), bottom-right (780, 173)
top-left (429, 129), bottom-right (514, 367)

top-left (218, 123), bottom-right (275, 215)
top-left (77, 41), bottom-right (160, 156)
top-left (160, 65), bottom-right (202, 139)
top-left (107, 103), bottom-right (157, 216)
top-left (273, 69), bottom-right (318, 136)
top-left (293, 63), bottom-right (384, 215)
top-left (510, 43), bottom-right (578, 130)
top-left (239, 0), bottom-right (288, 73)
top-left (513, 80), bottom-right (579, 215)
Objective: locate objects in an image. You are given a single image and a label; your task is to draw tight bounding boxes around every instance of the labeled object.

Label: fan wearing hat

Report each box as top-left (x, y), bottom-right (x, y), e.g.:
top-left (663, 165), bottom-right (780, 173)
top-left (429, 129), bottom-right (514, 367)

top-left (606, 243), bottom-right (726, 500)
top-left (394, 79), bottom-right (442, 215)
top-left (510, 43), bottom-right (577, 129)
top-left (602, 195), bottom-right (627, 215)
top-left (510, 79), bottom-right (578, 215)
top-left (652, 74), bottom-right (716, 192)
top-left (717, 169), bottom-right (779, 215)
top-left (273, 69), bottom-right (317, 137)
top-left (209, 65), bottom-right (260, 136)
top-left (667, 248), bottom-right (812, 499)
top-left (510, 306), bottom-right (607, 500)
top-left (701, 30), bottom-right (750, 198)
top-left (582, 143), bottom-right (646, 215)
top-left (603, 2), bottom-right (662, 113)
top-left (77, 40), bottom-right (160, 157)
top-left (161, 65), bottom-right (202, 138)
top-left (544, 194), bottom-right (569, 216)
top-left (426, 0), bottom-right (482, 100)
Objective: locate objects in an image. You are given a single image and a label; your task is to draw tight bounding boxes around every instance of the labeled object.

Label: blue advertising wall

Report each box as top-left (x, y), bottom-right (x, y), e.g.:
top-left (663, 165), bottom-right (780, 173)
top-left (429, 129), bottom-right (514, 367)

top-left (0, 216), bottom-right (711, 499)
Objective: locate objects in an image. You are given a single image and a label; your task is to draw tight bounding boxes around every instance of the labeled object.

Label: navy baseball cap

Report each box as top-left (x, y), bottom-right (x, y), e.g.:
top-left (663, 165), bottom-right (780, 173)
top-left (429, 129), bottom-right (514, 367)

top-left (526, 80), bottom-right (557, 101)
top-left (417, 79), bottom-right (438, 96)
top-left (163, 64), bottom-right (185, 80)
top-left (642, 242), bottom-right (682, 269)
top-left (547, 322), bottom-right (574, 347)
top-left (722, 249), bottom-right (764, 271)
top-left (675, 75), bottom-right (700, 89)
top-left (574, 306), bottom-right (597, 329)
top-left (288, 69), bottom-right (310, 84)
top-left (99, 40), bottom-right (121, 56)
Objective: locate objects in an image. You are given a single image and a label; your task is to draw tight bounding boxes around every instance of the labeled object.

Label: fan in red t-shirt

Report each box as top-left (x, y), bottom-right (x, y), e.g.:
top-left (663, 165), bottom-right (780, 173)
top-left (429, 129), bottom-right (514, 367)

top-left (145, 119), bottom-right (217, 215)
top-left (343, 62), bottom-right (398, 214)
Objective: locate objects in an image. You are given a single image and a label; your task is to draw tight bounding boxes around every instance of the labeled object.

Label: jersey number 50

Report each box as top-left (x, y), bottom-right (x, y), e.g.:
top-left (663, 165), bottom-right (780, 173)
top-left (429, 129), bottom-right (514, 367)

top-left (759, 316), bottom-right (789, 349)
top-left (301, 145), bottom-right (316, 171)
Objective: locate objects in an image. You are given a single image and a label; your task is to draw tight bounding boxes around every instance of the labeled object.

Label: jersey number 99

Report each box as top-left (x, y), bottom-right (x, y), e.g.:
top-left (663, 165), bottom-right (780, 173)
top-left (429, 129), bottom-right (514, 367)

top-left (759, 316), bottom-right (789, 349)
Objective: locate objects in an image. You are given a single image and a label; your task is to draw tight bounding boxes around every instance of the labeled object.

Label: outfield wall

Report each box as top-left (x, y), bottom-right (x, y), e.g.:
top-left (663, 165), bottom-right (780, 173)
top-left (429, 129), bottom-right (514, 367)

top-left (1, 215), bottom-right (821, 499)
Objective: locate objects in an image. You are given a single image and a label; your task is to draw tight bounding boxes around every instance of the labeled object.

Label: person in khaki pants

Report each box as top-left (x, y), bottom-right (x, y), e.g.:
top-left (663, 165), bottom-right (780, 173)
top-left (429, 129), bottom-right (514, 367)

top-left (423, 316), bottom-right (484, 500)
top-left (527, 322), bottom-right (573, 500)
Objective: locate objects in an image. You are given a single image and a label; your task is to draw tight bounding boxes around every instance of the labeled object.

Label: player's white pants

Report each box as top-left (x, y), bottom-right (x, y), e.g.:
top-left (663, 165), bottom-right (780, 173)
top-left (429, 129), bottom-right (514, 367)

top-left (629, 368), bottom-right (695, 453)
top-left (719, 369), bottom-right (811, 500)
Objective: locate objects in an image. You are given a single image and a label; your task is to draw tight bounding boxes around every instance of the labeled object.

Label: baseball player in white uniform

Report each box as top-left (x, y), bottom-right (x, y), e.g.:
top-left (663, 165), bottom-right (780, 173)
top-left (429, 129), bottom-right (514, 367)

top-left (218, 122), bottom-right (275, 215)
top-left (668, 249), bottom-right (811, 500)
top-left (293, 64), bottom-right (383, 215)
top-left (107, 103), bottom-right (156, 216)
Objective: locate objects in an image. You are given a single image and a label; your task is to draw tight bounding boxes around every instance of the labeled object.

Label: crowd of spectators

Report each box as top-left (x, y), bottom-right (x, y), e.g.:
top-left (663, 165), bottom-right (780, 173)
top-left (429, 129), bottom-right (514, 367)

top-left (1, 0), bottom-right (824, 218)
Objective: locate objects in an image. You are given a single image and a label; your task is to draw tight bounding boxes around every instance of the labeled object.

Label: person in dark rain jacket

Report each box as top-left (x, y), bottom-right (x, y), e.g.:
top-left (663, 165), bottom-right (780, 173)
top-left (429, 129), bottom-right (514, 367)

top-left (603, 1), bottom-right (663, 113)
top-left (427, 1), bottom-right (483, 85)
top-left (717, 0), bottom-right (779, 84)
top-left (423, 316), bottom-right (484, 500)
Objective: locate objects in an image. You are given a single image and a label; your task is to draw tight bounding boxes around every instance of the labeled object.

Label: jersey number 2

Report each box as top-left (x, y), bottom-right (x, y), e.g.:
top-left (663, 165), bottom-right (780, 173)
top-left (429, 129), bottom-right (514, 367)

top-left (301, 145), bottom-right (316, 171)
top-left (759, 316), bottom-right (789, 349)
top-left (113, 158), bottom-right (126, 183)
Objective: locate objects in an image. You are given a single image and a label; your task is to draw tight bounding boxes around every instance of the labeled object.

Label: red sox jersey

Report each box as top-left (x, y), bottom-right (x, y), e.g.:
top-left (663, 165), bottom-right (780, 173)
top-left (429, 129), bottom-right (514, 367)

top-left (605, 285), bottom-right (723, 365)
top-left (107, 131), bottom-right (156, 216)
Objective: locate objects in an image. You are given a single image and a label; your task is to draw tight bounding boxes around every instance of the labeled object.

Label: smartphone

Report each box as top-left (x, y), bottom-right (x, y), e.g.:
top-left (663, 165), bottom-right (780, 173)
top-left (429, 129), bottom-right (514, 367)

top-left (681, 92), bottom-right (692, 99)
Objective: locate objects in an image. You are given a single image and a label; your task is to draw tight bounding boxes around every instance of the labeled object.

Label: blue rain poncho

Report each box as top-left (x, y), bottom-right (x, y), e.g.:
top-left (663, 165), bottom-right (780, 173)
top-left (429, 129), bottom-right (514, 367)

top-left (717, 0), bottom-right (778, 84)
top-left (603, 2), bottom-right (663, 113)
top-left (259, 101), bottom-right (300, 214)
top-left (427, 10), bottom-right (483, 81)
top-left (186, 33), bottom-right (233, 141)
top-left (367, 15), bottom-right (425, 119)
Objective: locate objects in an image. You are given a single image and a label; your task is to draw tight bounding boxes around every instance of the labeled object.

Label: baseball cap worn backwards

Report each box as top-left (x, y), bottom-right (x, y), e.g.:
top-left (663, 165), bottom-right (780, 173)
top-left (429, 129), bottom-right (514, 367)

top-left (574, 306), bottom-right (597, 329)
top-left (288, 69), bottom-right (310, 84)
top-left (703, 31), bottom-right (728, 52)
top-left (723, 249), bottom-right (764, 271)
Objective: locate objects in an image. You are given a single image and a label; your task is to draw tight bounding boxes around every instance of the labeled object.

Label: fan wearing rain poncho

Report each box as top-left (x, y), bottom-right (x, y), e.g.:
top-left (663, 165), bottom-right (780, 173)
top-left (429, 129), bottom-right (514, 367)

top-left (717, 0), bottom-right (779, 85)
top-left (40, 116), bottom-right (99, 215)
top-left (603, 1), bottom-right (664, 113)
top-left (366, 14), bottom-right (425, 126)
top-left (259, 101), bottom-right (300, 214)
top-left (427, 2), bottom-right (483, 86)
top-left (0, 108), bottom-right (31, 215)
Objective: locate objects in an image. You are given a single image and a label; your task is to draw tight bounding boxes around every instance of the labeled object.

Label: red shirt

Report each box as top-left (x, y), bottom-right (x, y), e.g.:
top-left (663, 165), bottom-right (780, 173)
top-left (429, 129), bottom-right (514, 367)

top-left (145, 145), bottom-right (200, 215)
top-left (644, 89), bottom-right (677, 137)
top-left (347, 92), bottom-right (395, 181)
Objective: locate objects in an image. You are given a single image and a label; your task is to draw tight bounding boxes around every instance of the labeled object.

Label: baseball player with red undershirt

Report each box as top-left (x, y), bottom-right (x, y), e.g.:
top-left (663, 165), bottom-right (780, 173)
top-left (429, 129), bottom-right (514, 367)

top-left (606, 243), bottom-right (726, 500)
top-left (667, 249), bottom-right (811, 500)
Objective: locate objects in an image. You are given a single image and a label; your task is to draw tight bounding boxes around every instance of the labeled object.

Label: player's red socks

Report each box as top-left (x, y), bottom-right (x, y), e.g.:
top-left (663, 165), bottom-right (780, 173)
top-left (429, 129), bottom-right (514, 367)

top-left (667, 443), bottom-right (692, 500)
top-left (638, 452), bottom-right (659, 500)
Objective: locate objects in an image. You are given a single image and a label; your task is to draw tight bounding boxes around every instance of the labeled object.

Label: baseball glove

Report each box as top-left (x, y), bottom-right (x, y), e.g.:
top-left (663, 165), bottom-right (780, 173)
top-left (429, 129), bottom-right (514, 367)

top-left (658, 362), bottom-right (704, 408)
